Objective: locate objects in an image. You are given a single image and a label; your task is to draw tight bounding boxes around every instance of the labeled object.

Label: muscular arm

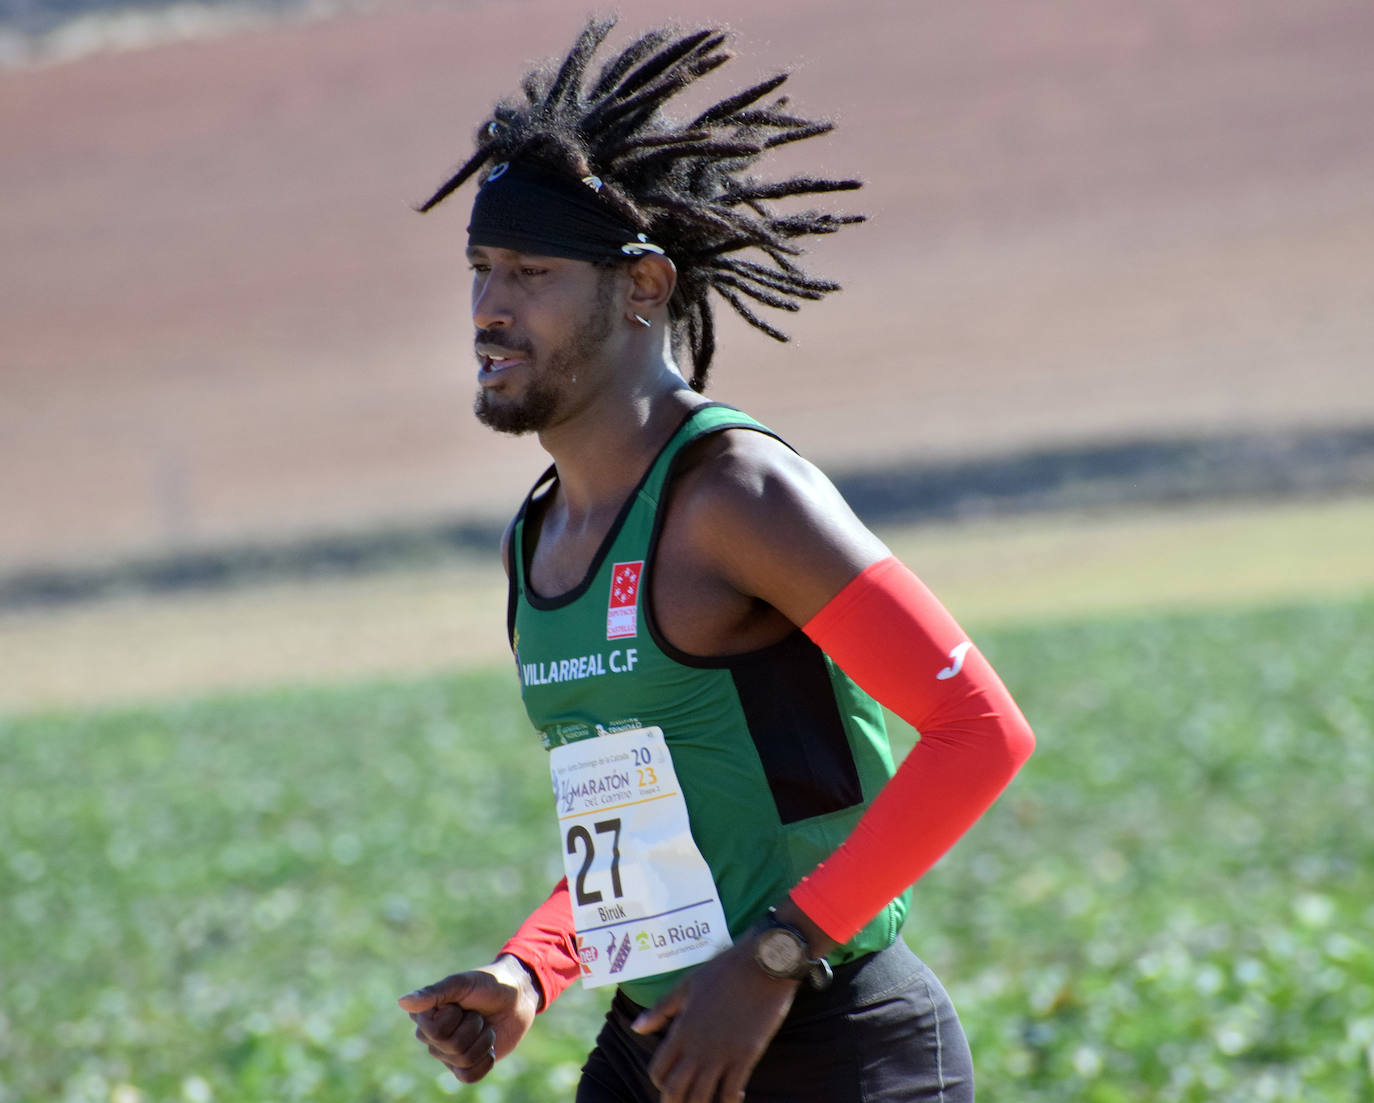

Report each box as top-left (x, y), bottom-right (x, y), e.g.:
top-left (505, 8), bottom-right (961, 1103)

top-left (673, 430), bottom-right (1033, 938)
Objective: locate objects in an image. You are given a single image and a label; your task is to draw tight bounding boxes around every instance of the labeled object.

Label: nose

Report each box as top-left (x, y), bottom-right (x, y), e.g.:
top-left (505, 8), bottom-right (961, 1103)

top-left (472, 270), bottom-right (514, 331)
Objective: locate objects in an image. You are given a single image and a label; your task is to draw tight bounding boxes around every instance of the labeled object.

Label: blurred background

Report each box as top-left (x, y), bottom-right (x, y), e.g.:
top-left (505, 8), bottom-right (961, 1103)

top-left (2, 2), bottom-right (1373, 1100)
top-left (4, 0), bottom-right (1373, 709)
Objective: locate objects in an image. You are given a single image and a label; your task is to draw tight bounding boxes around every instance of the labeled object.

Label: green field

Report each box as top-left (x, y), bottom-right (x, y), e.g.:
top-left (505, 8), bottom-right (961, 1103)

top-left (3, 593), bottom-right (1373, 1102)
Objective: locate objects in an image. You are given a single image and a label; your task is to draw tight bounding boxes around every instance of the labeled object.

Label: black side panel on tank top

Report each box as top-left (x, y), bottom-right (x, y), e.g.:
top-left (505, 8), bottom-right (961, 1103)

top-left (728, 631), bottom-right (864, 825)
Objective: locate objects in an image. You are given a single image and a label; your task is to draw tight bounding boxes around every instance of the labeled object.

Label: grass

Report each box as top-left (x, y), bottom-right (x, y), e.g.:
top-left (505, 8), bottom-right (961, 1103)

top-left (2, 592), bottom-right (1372, 1101)
top-left (885, 494), bottom-right (1374, 627)
top-left (4, 494), bottom-right (1373, 714)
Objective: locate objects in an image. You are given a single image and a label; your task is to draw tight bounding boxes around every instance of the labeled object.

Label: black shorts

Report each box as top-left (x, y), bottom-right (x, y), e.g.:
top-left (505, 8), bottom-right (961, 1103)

top-left (575, 939), bottom-right (974, 1102)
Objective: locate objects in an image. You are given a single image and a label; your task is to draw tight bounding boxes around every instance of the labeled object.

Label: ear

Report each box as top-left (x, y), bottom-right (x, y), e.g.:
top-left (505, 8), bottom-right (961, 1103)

top-left (625, 254), bottom-right (677, 318)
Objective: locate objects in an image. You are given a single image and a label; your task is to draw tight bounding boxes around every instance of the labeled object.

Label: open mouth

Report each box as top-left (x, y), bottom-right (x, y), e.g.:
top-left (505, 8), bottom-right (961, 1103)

top-left (477, 344), bottom-right (530, 376)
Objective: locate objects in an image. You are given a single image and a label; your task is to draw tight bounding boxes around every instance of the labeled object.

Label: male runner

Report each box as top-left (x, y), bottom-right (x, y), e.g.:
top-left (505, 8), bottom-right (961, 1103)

top-left (398, 21), bottom-right (1034, 1102)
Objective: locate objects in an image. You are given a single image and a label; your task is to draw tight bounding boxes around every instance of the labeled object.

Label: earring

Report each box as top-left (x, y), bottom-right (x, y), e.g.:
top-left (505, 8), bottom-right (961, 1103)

top-left (632, 314), bottom-right (652, 329)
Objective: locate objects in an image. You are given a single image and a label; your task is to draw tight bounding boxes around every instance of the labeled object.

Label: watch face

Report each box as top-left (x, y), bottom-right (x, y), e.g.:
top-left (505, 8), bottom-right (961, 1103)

top-left (757, 928), bottom-right (805, 975)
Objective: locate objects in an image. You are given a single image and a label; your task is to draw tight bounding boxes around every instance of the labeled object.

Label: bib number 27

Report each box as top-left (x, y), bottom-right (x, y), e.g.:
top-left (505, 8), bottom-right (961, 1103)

top-left (565, 818), bottom-right (623, 906)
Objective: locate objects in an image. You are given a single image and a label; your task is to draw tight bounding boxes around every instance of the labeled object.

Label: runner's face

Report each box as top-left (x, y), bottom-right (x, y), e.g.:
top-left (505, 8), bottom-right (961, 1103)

top-left (468, 246), bottom-right (618, 435)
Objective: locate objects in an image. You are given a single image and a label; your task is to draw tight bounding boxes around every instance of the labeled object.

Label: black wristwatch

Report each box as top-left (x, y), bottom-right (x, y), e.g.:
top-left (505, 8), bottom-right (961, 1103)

top-left (751, 907), bottom-right (833, 990)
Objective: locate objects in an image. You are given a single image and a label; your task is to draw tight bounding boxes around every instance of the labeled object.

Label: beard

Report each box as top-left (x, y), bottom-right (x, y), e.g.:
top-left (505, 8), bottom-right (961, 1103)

top-left (473, 272), bottom-right (617, 436)
top-left (473, 370), bottom-right (560, 436)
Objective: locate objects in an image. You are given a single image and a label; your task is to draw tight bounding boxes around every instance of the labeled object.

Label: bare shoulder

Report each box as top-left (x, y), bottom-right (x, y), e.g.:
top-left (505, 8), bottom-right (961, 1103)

top-left (671, 429), bottom-right (851, 534)
top-left (666, 427), bottom-right (889, 623)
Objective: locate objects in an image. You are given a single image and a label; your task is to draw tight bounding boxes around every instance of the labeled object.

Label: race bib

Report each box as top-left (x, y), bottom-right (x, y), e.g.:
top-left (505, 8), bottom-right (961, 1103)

top-left (549, 725), bottom-right (732, 987)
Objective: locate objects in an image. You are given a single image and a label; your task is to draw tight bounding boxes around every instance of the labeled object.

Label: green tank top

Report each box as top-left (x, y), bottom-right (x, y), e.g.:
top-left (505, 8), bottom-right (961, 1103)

top-left (509, 403), bottom-right (909, 1006)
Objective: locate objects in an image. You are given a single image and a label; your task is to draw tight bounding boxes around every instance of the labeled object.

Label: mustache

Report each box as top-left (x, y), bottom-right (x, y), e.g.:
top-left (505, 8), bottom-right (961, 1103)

top-left (474, 329), bottom-right (533, 356)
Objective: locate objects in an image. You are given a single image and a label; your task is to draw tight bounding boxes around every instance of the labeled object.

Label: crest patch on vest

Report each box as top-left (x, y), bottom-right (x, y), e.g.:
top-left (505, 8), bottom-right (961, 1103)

top-left (607, 561), bottom-right (643, 640)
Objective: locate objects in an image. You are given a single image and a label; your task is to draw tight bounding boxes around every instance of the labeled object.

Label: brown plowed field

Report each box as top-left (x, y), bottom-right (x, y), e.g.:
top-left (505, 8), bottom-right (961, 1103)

top-left (4, 0), bottom-right (1373, 573)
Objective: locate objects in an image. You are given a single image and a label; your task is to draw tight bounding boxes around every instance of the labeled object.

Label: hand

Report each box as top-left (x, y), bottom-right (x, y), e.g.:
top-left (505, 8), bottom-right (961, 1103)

top-left (397, 954), bottom-right (541, 1084)
top-left (630, 936), bottom-right (801, 1103)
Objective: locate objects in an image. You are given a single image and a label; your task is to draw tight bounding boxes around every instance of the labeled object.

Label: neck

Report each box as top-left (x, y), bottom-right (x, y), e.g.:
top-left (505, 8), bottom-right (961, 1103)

top-left (537, 347), bottom-right (703, 518)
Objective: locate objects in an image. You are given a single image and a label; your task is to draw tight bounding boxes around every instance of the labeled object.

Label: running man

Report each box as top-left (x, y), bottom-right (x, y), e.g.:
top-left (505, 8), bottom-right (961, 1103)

top-left (398, 20), bottom-right (1034, 1102)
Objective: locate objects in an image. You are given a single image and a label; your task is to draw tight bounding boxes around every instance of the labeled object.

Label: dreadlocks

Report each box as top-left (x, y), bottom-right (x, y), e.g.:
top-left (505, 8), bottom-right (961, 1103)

top-left (420, 18), bottom-right (864, 391)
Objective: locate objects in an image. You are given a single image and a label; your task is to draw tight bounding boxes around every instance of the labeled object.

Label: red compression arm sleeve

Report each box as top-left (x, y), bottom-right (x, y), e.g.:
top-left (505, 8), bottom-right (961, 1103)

top-left (498, 877), bottom-right (581, 1011)
top-left (792, 556), bottom-right (1035, 943)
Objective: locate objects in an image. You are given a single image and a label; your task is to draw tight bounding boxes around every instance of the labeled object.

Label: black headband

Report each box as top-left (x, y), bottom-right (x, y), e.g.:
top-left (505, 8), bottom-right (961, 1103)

top-left (466, 159), bottom-right (665, 263)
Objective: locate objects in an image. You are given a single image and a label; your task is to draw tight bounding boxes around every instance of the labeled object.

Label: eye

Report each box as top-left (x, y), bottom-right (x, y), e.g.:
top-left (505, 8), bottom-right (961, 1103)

top-left (468, 263), bottom-right (491, 274)
top-left (520, 266), bottom-right (549, 277)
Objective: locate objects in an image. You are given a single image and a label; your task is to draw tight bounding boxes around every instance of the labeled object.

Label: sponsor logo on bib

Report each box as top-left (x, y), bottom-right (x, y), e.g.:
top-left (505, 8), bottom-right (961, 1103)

top-left (576, 934), bottom-right (596, 976)
top-left (607, 561), bottom-right (643, 640)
